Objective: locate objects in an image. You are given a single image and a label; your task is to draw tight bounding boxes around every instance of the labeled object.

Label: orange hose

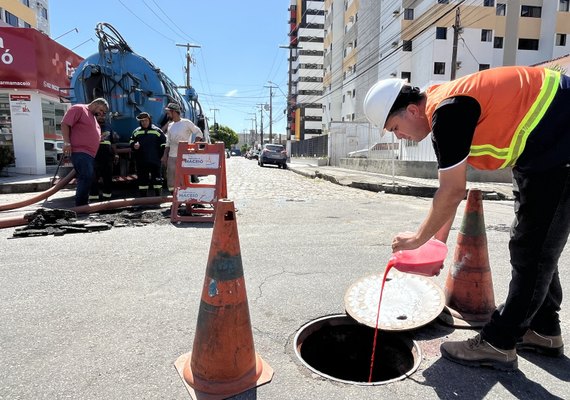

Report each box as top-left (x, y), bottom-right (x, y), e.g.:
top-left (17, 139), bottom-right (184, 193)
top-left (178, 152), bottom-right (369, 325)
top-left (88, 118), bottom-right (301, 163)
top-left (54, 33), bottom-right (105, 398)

top-left (0, 169), bottom-right (76, 212)
top-left (0, 195), bottom-right (173, 229)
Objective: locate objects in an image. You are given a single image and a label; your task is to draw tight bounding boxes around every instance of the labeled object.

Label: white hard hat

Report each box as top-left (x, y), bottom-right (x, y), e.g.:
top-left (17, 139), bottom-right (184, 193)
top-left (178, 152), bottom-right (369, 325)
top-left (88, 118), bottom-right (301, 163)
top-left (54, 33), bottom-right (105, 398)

top-left (363, 78), bottom-right (407, 129)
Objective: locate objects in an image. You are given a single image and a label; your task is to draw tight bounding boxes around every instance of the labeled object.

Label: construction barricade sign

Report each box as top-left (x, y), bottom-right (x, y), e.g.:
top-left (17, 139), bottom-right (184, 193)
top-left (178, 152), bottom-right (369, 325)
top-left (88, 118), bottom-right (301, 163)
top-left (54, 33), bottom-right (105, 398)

top-left (171, 142), bottom-right (227, 223)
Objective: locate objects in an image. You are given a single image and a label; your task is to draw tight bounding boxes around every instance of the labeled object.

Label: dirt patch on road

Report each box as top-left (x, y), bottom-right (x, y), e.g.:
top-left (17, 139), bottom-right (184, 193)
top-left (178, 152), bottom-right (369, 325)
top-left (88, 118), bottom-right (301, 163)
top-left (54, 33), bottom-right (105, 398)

top-left (12, 207), bottom-right (171, 237)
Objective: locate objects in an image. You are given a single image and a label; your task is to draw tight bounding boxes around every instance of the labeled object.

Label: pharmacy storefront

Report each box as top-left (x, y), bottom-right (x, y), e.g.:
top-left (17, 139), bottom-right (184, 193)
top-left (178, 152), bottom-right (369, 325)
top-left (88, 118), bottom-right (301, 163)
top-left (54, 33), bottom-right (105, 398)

top-left (0, 27), bottom-right (83, 174)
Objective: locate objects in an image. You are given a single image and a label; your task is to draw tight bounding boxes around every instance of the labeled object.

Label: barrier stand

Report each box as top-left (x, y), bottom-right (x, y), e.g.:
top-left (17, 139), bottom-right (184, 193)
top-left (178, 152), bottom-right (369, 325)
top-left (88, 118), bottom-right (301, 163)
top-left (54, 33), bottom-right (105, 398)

top-left (170, 142), bottom-right (227, 223)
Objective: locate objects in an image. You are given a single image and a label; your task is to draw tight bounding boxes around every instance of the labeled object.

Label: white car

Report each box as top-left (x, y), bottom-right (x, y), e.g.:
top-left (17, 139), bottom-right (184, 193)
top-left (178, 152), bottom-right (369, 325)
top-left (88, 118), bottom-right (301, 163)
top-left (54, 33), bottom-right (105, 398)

top-left (44, 140), bottom-right (63, 165)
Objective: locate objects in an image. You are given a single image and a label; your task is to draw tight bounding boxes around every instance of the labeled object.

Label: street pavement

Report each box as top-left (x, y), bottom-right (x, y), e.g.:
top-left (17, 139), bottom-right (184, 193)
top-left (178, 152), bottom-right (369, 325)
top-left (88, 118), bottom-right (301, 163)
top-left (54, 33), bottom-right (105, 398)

top-left (0, 157), bottom-right (568, 399)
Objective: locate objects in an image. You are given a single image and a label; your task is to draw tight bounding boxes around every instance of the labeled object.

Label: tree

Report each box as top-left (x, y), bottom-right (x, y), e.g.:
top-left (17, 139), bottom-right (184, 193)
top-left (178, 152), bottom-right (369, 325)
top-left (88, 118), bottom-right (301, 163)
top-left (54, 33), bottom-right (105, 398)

top-left (209, 124), bottom-right (239, 148)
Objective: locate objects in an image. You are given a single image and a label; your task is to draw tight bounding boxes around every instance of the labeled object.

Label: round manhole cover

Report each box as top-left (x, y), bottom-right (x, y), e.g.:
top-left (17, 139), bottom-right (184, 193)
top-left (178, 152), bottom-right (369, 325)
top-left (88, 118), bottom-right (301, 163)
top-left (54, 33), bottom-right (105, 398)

top-left (344, 271), bottom-right (445, 331)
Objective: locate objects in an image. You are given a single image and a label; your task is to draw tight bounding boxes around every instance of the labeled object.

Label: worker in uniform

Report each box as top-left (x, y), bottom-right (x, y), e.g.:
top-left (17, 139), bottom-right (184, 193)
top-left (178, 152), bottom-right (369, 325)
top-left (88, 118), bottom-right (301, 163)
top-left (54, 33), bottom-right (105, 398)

top-left (89, 113), bottom-right (118, 201)
top-left (130, 112), bottom-right (166, 197)
top-left (363, 66), bottom-right (570, 370)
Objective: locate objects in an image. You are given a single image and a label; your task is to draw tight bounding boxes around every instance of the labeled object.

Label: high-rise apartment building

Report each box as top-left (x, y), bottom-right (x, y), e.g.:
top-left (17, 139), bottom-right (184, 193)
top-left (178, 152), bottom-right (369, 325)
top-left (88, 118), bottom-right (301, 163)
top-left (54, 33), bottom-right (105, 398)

top-left (288, 0), bottom-right (325, 140)
top-left (319, 0), bottom-right (570, 161)
top-left (0, 0), bottom-right (50, 34)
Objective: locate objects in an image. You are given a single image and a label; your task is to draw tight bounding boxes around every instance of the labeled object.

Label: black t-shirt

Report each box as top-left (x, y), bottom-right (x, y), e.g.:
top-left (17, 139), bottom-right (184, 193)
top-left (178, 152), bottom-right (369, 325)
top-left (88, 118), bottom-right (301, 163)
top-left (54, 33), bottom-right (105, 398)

top-left (431, 96), bottom-right (481, 170)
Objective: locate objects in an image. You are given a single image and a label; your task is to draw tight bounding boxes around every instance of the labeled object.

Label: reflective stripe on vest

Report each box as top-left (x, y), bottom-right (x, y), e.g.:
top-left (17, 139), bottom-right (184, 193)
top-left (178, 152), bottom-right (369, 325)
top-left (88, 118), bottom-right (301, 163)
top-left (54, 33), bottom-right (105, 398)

top-left (469, 69), bottom-right (560, 168)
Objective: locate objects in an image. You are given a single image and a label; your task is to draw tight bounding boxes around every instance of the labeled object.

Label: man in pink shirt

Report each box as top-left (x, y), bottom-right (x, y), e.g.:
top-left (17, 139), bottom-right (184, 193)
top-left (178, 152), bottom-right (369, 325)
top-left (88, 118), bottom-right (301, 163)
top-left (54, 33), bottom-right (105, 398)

top-left (61, 98), bottom-right (109, 206)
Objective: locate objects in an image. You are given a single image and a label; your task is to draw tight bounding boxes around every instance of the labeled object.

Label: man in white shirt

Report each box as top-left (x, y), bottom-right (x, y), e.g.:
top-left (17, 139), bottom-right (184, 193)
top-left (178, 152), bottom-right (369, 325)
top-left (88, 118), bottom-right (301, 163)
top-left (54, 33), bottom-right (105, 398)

top-left (160, 102), bottom-right (203, 192)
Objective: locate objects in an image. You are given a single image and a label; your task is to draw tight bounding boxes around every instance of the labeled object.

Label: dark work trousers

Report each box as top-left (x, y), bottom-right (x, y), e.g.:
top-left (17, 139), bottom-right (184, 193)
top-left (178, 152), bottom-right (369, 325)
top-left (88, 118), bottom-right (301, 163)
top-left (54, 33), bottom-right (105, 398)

top-left (90, 158), bottom-right (114, 199)
top-left (71, 152), bottom-right (95, 206)
top-left (137, 161), bottom-right (162, 196)
top-left (482, 164), bottom-right (570, 349)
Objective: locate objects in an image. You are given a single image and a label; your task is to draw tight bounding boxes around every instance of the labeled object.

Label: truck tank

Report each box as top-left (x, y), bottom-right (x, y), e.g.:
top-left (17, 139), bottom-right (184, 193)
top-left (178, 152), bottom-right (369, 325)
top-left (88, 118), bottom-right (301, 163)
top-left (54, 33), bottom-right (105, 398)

top-left (69, 23), bottom-right (208, 143)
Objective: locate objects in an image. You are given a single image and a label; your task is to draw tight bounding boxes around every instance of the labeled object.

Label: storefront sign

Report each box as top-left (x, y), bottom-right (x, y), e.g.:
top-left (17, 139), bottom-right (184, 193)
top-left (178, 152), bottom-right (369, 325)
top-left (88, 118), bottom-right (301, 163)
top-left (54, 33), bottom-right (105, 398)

top-left (9, 94), bottom-right (32, 116)
top-left (0, 28), bottom-right (83, 96)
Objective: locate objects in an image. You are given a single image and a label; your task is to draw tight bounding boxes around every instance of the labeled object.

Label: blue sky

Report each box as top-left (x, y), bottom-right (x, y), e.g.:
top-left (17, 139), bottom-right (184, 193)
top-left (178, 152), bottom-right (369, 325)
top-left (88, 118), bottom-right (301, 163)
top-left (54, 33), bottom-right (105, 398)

top-left (50, 0), bottom-right (291, 135)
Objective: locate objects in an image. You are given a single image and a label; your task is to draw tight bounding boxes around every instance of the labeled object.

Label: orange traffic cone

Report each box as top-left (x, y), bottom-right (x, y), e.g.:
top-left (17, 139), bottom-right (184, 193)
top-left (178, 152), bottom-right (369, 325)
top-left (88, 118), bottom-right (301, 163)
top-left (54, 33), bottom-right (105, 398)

top-left (174, 199), bottom-right (273, 399)
top-left (438, 189), bottom-right (496, 328)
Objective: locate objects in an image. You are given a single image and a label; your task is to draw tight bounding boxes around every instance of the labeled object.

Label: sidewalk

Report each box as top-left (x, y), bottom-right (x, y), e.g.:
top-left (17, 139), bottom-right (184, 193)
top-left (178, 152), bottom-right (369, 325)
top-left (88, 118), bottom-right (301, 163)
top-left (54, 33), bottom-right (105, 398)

top-left (287, 159), bottom-right (514, 201)
top-left (0, 160), bottom-right (514, 200)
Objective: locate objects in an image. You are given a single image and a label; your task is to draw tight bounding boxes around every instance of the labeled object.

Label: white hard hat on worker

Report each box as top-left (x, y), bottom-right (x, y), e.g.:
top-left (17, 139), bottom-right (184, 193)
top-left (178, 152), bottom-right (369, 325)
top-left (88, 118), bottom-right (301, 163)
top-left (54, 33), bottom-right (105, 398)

top-left (363, 78), bottom-right (431, 142)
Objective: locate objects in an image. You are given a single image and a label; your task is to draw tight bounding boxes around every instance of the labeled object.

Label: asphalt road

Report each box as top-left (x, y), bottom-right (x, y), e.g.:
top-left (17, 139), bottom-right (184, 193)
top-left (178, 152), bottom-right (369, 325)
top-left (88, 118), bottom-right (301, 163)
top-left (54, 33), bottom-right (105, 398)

top-left (0, 156), bottom-right (568, 399)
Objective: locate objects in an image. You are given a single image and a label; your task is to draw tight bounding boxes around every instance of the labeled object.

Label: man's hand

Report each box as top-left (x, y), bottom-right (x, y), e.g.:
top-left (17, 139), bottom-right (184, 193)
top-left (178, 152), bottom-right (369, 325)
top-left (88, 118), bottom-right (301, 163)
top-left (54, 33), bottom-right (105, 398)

top-left (63, 142), bottom-right (72, 157)
top-left (392, 232), bottom-right (423, 252)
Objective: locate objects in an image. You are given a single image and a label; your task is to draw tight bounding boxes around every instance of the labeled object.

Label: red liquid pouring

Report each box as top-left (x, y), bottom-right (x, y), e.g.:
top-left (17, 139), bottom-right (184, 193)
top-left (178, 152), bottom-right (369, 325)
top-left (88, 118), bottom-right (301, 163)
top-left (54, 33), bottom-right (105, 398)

top-left (368, 239), bottom-right (447, 382)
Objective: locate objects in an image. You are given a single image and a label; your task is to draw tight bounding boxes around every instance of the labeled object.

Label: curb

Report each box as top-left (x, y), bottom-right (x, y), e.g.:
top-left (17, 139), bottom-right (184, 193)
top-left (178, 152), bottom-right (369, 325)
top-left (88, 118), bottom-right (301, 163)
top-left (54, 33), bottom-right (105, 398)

top-left (0, 181), bottom-right (53, 194)
top-left (289, 167), bottom-right (513, 201)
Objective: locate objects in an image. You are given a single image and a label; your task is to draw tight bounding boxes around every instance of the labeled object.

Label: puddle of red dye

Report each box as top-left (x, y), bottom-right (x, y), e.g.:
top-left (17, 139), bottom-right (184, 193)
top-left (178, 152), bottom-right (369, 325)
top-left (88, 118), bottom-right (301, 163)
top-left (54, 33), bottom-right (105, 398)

top-left (368, 239), bottom-right (448, 382)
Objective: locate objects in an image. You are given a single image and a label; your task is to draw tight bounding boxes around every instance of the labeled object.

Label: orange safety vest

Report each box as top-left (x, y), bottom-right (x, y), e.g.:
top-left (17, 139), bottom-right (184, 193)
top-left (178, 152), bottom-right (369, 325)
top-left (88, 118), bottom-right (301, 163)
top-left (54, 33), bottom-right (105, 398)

top-left (425, 66), bottom-right (560, 170)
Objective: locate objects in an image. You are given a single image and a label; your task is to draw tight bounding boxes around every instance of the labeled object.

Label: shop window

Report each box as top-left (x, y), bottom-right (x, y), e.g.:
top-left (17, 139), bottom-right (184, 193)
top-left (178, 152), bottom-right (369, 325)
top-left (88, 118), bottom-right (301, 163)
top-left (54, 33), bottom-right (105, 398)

top-left (0, 94), bottom-right (13, 151)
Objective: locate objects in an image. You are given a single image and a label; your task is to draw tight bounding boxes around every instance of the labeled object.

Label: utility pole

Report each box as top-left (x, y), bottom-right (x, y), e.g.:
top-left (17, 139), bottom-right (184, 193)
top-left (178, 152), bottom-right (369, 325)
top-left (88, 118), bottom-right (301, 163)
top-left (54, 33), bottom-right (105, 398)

top-left (210, 108), bottom-right (219, 135)
top-left (450, 7), bottom-right (461, 80)
top-left (176, 43), bottom-right (201, 89)
top-left (256, 103), bottom-right (265, 147)
top-left (265, 83), bottom-right (278, 144)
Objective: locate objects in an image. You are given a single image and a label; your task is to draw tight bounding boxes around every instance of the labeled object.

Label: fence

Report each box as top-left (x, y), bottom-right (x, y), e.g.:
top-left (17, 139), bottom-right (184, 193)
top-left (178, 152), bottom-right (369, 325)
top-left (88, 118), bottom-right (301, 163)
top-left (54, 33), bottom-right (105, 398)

top-left (290, 135), bottom-right (328, 158)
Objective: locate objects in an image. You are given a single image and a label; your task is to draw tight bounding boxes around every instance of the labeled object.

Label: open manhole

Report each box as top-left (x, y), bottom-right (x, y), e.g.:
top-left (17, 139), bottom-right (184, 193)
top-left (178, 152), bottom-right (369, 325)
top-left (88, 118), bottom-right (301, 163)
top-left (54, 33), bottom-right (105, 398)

top-left (294, 314), bottom-right (421, 385)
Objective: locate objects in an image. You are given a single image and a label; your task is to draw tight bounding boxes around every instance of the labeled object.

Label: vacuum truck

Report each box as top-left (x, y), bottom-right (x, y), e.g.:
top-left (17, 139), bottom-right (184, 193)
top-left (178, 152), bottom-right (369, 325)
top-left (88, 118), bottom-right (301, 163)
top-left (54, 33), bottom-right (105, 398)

top-left (67, 23), bottom-right (208, 175)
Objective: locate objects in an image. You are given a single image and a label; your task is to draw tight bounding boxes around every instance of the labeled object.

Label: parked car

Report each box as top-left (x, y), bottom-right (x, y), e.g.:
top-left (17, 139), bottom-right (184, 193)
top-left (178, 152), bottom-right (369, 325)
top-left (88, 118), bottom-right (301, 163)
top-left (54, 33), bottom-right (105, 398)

top-left (258, 144), bottom-right (287, 169)
top-left (44, 140), bottom-right (63, 165)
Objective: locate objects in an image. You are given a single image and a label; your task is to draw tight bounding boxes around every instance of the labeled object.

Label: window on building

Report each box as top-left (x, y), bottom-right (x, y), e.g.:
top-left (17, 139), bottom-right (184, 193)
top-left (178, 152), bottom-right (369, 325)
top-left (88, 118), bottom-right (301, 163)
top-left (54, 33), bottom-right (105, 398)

top-left (40, 6), bottom-right (48, 19)
top-left (24, 22), bottom-right (31, 28)
top-left (560, 1), bottom-right (570, 12)
top-left (521, 6), bottom-right (541, 18)
top-left (479, 64), bottom-right (491, 71)
top-left (403, 40), bottom-right (412, 51)
top-left (484, 0), bottom-right (494, 6)
top-left (404, 8), bottom-right (414, 20)
top-left (434, 62), bottom-right (446, 75)
top-left (556, 33), bottom-right (567, 46)
top-left (342, 94), bottom-right (346, 103)
top-left (21, 0), bottom-right (30, 6)
top-left (437, 0), bottom-right (449, 3)
top-left (481, 29), bottom-right (492, 42)
top-left (494, 36), bottom-right (504, 48)
top-left (436, 27), bottom-right (447, 39)
top-left (518, 38), bottom-right (539, 50)
top-left (496, 3), bottom-right (506, 15)
top-left (5, 11), bottom-right (18, 27)
top-left (401, 71), bottom-right (411, 82)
